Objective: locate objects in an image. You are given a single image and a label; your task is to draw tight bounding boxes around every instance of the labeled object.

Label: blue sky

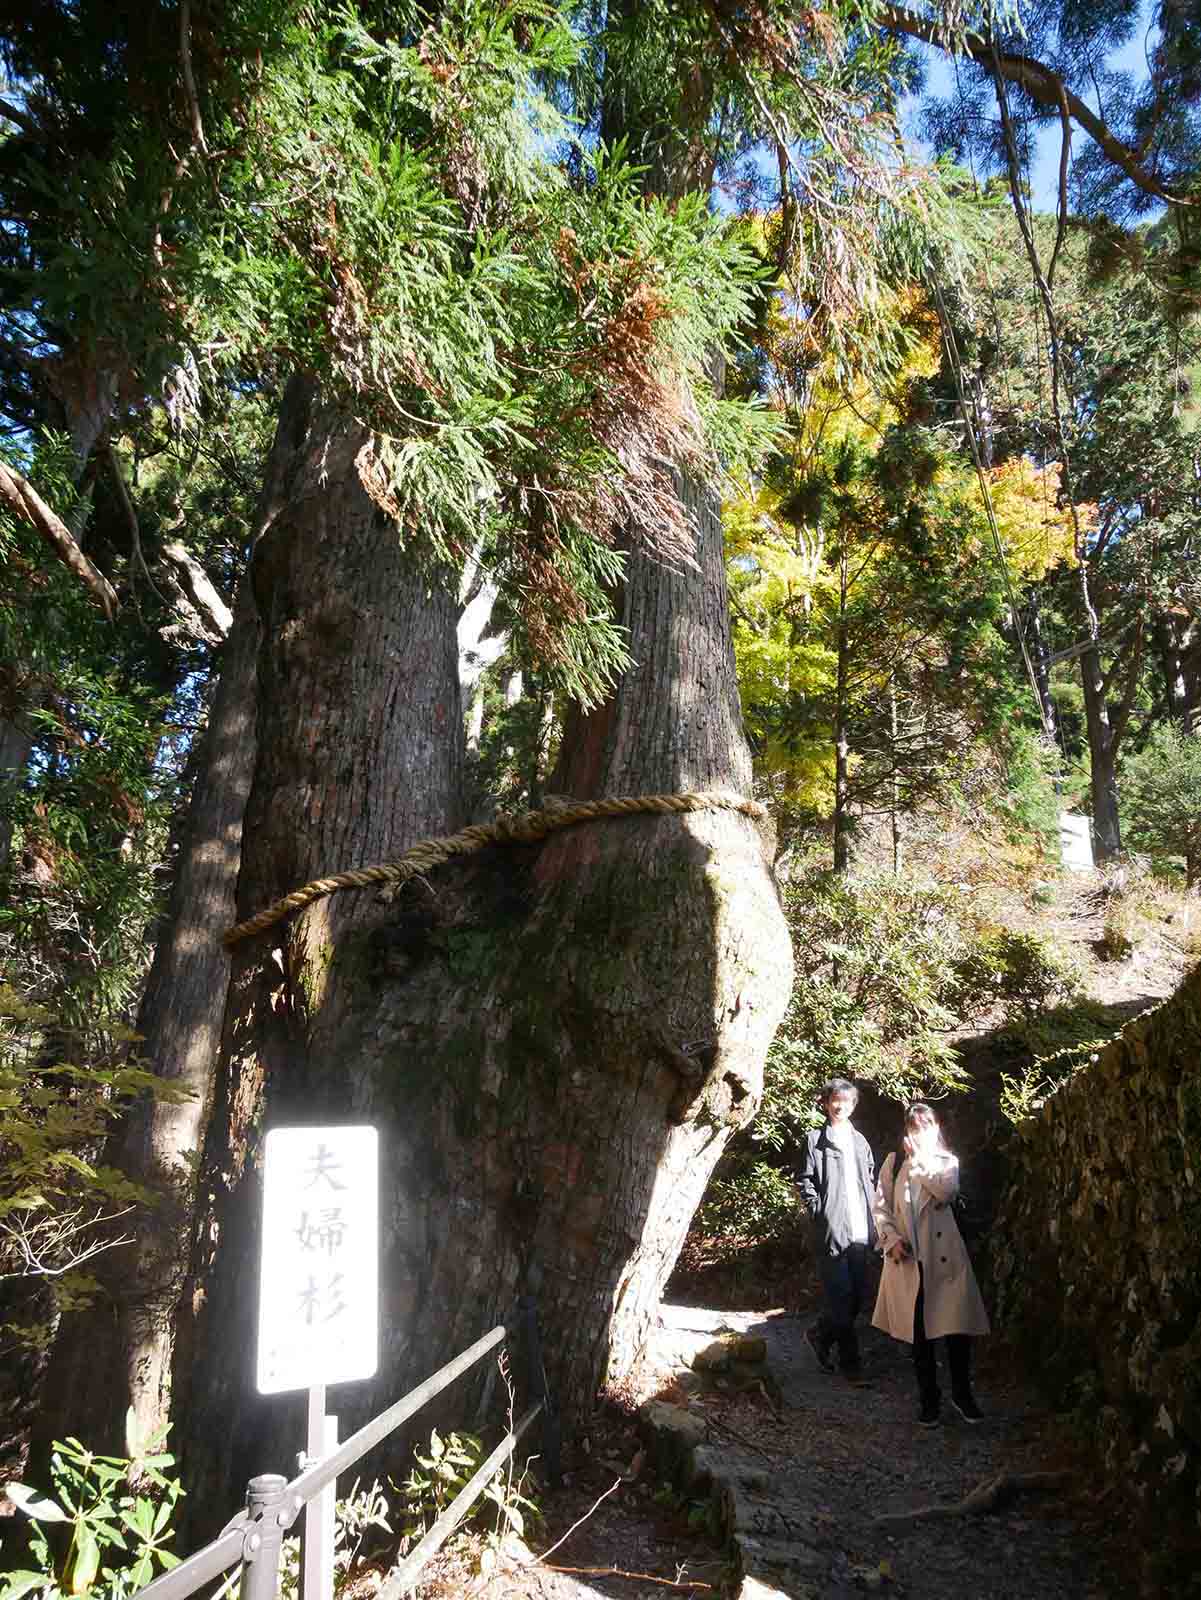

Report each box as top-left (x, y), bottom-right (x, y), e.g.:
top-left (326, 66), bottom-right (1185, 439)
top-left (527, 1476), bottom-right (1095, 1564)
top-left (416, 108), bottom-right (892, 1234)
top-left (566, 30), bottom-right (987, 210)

top-left (901, 1), bottom-right (1160, 211)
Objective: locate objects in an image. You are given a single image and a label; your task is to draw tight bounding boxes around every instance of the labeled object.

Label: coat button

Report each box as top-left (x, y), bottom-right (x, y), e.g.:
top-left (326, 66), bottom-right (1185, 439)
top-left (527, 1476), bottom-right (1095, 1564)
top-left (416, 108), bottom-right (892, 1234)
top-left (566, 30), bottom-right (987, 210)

top-left (940, 1256), bottom-right (947, 1263)
top-left (936, 1231), bottom-right (942, 1238)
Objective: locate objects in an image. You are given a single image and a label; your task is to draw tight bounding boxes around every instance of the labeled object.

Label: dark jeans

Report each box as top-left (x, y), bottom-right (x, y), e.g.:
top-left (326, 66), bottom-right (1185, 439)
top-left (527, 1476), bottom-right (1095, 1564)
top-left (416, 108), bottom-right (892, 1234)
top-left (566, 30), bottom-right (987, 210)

top-left (815, 1242), bottom-right (869, 1372)
top-left (912, 1266), bottom-right (972, 1408)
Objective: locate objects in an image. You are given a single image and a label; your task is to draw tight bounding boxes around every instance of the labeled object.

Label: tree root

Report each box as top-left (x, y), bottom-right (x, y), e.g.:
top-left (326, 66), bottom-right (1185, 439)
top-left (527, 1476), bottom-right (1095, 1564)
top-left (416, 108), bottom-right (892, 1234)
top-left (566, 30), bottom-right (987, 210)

top-left (705, 1412), bottom-right (774, 1458)
top-left (545, 1566), bottom-right (713, 1590)
top-left (872, 1469), bottom-right (1069, 1528)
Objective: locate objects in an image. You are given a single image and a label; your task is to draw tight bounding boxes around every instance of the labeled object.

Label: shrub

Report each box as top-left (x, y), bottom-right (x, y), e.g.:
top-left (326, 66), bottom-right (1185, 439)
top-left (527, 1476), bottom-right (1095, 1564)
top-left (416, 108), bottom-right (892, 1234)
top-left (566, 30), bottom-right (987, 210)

top-left (953, 927), bottom-right (1082, 1019)
top-left (1096, 910), bottom-right (1135, 962)
top-left (1, 985), bottom-right (192, 1350)
top-left (694, 1161), bottom-right (799, 1245)
top-left (1121, 725), bottom-right (1201, 888)
top-left (999, 1041), bottom-right (1103, 1124)
top-left (0, 988), bottom-right (190, 1354)
top-left (399, 1424), bottom-right (539, 1554)
top-left (757, 866), bottom-right (988, 1148)
top-left (2, 1421), bottom-right (182, 1600)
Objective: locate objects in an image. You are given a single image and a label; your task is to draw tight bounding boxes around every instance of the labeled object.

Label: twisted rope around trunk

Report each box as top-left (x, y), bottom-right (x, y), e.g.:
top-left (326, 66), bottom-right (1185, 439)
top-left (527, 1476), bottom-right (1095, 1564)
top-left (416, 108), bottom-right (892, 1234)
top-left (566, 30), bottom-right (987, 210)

top-left (223, 789), bottom-right (763, 949)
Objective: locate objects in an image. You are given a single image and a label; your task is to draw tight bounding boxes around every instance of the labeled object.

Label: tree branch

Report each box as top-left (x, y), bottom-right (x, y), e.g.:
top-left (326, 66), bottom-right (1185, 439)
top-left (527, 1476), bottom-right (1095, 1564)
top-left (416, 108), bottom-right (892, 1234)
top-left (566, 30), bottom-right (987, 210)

top-left (880, 7), bottom-right (1194, 206)
top-left (1047, 77), bottom-right (1071, 291)
top-left (1098, 620), bottom-right (1142, 700)
top-left (0, 1206), bottom-right (135, 1281)
top-left (161, 540), bottom-right (233, 639)
top-left (1110, 615), bottom-right (1147, 755)
top-left (0, 460), bottom-right (118, 619)
top-left (872, 1469), bottom-right (1068, 1528)
top-left (0, 97), bottom-right (39, 138)
top-left (107, 445), bottom-right (172, 613)
top-left (179, 0), bottom-right (209, 156)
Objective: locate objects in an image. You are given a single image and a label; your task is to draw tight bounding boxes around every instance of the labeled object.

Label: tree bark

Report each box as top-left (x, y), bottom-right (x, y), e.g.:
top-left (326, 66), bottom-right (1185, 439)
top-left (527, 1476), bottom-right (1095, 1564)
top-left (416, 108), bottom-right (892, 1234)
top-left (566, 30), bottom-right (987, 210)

top-left (1158, 613), bottom-right (1200, 735)
top-left (30, 380), bottom-right (320, 1465)
top-left (1026, 589), bottom-right (1060, 747)
top-left (0, 715), bottom-right (33, 867)
top-left (170, 452), bottom-right (788, 1539)
top-left (171, 397), bottom-right (465, 1532)
top-left (833, 553), bottom-right (852, 875)
top-left (1079, 638), bottom-right (1121, 862)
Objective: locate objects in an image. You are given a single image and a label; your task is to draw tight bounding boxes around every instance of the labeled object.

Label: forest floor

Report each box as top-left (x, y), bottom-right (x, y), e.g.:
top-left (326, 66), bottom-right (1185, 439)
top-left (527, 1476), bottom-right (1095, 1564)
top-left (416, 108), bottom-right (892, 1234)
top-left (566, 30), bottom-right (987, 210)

top-left (6, 855), bottom-right (1186, 1597)
top-left (419, 1279), bottom-right (1126, 1600)
top-left (418, 859), bottom-right (1190, 1600)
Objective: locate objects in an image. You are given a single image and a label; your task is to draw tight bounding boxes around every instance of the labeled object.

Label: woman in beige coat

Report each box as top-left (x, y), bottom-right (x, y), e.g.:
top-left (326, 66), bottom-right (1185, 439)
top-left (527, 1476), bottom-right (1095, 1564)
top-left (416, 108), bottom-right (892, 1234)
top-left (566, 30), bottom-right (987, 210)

top-left (872, 1102), bottom-right (989, 1427)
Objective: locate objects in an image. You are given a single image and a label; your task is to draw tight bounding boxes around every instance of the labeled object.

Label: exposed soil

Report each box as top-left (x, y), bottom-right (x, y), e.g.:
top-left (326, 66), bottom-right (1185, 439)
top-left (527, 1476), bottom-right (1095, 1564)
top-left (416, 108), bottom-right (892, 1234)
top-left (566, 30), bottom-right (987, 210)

top-left (415, 1396), bottom-right (732, 1600)
top-left (643, 1299), bottom-right (1121, 1599)
top-left (416, 1270), bottom-right (1130, 1600)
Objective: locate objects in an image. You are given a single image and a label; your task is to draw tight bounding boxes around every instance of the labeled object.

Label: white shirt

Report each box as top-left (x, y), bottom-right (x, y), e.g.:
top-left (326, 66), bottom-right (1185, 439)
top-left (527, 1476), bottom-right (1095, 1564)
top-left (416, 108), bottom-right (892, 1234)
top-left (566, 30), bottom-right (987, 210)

top-left (829, 1120), bottom-right (869, 1243)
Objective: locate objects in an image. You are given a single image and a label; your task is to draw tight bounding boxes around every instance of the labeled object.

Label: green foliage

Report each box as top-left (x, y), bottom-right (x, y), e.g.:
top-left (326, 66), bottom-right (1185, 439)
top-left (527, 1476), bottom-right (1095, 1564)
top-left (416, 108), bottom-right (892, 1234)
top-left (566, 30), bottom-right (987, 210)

top-left (1, 1438), bottom-right (391, 1600)
top-left (998, 1040), bottom-right (1100, 1125)
top-left (399, 1426), bottom-right (539, 1552)
top-left (650, 1478), bottom-right (722, 1540)
top-left (994, 993), bottom-right (1132, 1112)
top-left (952, 928), bottom-right (1082, 1021)
top-left (943, 206), bottom-right (1201, 855)
top-left (724, 272), bottom-right (1070, 860)
top-left (3, 0), bottom-right (781, 705)
top-left (1122, 725), bottom-right (1201, 887)
top-left (0, 427), bottom-right (194, 1052)
top-left (756, 864), bottom-right (1084, 1148)
top-left (694, 1161), bottom-right (799, 1245)
top-left (757, 867), bottom-right (975, 1146)
top-left (0, 988), bottom-right (190, 1353)
top-left (1, 1421), bottom-right (183, 1600)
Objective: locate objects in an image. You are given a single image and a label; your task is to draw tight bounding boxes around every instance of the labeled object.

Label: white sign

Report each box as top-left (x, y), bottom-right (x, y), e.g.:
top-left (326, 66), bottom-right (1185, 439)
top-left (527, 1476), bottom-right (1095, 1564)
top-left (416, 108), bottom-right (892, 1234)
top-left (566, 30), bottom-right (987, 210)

top-left (257, 1126), bottom-right (378, 1395)
top-left (1059, 811), bottom-right (1095, 873)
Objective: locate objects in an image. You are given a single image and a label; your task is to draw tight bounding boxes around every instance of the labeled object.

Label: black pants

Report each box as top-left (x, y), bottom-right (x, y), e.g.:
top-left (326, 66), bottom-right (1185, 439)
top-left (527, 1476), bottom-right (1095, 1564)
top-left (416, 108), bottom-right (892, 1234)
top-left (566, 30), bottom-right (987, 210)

top-left (912, 1265), bottom-right (972, 1406)
top-left (815, 1242), bottom-right (869, 1372)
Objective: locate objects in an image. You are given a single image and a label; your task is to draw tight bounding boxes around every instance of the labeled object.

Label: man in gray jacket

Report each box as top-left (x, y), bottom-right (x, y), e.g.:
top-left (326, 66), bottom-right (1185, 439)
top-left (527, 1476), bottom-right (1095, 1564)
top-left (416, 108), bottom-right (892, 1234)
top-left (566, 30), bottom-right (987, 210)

top-left (796, 1077), bottom-right (877, 1378)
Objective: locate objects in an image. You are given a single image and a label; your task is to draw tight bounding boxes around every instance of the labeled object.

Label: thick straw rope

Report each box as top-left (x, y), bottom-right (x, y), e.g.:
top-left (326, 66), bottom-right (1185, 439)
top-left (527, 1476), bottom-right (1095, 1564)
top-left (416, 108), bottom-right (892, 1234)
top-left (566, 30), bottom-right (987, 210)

top-left (223, 789), bottom-right (763, 948)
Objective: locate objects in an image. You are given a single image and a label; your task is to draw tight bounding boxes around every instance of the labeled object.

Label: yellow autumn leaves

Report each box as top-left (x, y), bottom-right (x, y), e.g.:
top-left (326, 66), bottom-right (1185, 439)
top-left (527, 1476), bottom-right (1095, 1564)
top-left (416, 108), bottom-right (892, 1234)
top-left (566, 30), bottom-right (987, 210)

top-left (723, 283), bottom-right (1085, 815)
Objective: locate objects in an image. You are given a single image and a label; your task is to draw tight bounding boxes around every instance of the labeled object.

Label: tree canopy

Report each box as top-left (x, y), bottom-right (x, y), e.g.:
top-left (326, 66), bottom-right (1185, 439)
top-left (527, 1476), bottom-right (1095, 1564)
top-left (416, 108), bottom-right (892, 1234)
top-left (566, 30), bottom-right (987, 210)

top-left (0, 0), bottom-right (1199, 1508)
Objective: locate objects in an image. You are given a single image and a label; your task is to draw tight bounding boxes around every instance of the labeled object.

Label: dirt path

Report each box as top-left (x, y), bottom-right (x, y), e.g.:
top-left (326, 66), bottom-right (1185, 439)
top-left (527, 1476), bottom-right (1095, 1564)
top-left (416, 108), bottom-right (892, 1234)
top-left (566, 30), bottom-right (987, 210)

top-left (650, 1303), bottom-right (1113, 1599)
top-left (441, 1294), bottom-right (1117, 1600)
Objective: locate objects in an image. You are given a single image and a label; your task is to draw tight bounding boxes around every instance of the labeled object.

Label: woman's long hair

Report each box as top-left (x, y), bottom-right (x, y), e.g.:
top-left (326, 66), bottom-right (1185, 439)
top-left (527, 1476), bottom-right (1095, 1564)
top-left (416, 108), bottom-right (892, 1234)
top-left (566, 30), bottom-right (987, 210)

top-left (891, 1101), bottom-right (952, 1184)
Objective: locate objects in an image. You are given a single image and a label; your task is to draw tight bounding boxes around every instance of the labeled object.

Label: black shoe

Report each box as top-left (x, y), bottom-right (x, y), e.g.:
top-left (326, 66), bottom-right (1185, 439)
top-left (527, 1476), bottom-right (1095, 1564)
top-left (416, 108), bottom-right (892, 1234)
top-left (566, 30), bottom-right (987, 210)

top-left (805, 1325), bottom-right (835, 1374)
top-left (950, 1393), bottom-right (984, 1424)
top-left (917, 1401), bottom-right (941, 1427)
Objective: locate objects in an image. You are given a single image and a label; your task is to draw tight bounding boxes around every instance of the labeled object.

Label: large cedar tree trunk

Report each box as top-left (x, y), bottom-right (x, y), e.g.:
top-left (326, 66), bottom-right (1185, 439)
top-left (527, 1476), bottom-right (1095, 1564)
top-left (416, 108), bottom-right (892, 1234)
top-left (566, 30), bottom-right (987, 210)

top-left (32, 381), bottom-right (322, 1463)
top-left (174, 444), bottom-right (789, 1533)
top-left (174, 398), bottom-right (465, 1530)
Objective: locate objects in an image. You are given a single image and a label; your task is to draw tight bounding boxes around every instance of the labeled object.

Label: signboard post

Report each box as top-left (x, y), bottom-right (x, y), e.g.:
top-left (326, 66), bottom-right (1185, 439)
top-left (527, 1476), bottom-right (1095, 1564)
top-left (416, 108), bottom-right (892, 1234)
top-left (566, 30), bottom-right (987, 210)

top-left (258, 1126), bottom-right (379, 1600)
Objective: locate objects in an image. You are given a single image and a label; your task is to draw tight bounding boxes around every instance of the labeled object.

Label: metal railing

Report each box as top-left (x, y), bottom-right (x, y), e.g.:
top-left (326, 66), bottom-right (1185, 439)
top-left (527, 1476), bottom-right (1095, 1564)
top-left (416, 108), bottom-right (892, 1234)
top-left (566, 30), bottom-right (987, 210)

top-left (134, 1299), bottom-right (559, 1600)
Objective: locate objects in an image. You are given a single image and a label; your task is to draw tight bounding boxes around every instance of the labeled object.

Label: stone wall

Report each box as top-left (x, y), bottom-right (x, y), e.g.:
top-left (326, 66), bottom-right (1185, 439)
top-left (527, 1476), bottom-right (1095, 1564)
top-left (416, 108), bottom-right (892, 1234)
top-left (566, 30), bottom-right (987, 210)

top-left (992, 962), bottom-right (1201, 1567)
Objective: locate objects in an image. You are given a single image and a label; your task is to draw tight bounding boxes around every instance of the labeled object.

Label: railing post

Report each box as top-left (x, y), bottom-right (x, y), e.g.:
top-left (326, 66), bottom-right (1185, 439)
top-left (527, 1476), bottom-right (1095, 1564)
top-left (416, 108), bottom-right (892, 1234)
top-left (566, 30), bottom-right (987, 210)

top-left (519, 1295), bottom-right (561, 1487)
top-left (241, 1473), bottom-right (289, 1600)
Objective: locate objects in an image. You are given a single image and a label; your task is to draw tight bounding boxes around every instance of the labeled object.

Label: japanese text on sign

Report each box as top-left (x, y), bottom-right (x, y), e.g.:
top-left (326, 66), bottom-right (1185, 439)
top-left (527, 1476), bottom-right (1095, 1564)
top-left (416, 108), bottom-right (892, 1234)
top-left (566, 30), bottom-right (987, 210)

top-left (257, 1126), bottom-right (378, 1395)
